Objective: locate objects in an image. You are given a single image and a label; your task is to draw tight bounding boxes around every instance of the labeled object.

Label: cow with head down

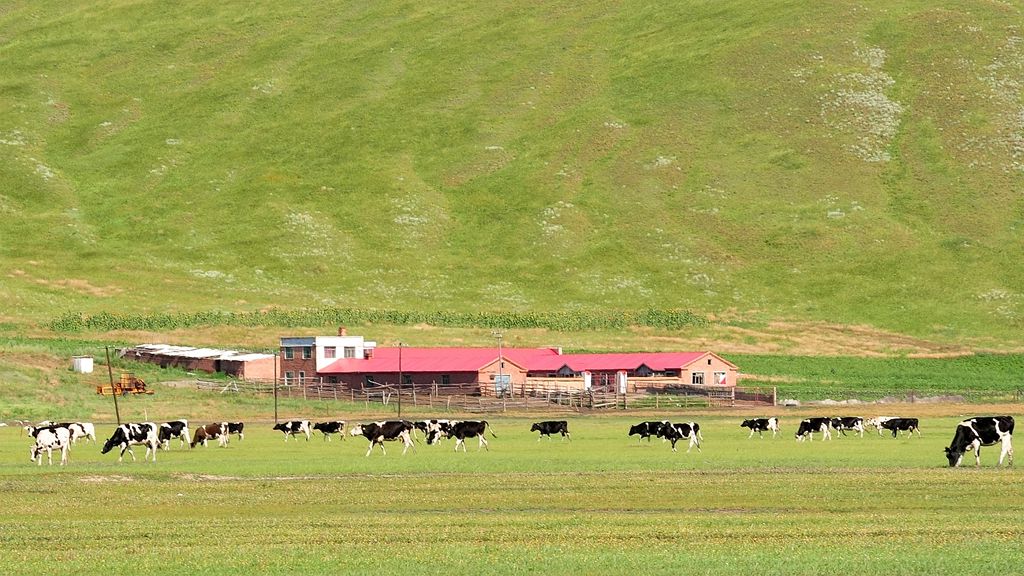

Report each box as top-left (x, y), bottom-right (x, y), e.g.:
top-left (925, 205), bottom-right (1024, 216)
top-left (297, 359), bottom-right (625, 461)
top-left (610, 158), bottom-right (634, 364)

top-left (191, 422), bottom-right (229, 448)
top-left (102, 422), bottom-right (160, 462)
top-left (944, 416), bottom-right (1014, 467)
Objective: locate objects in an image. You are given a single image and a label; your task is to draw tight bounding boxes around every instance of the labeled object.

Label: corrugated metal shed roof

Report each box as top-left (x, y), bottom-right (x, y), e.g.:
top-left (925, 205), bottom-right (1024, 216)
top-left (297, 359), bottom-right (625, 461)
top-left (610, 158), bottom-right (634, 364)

top-left (126, 344), bottom-right (274, 362)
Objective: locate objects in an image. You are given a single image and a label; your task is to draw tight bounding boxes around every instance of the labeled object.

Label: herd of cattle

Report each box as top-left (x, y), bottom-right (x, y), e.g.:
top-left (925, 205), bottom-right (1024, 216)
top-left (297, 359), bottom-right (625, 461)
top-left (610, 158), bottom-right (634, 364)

top-left (16, 414), bottom-right (1015, 468)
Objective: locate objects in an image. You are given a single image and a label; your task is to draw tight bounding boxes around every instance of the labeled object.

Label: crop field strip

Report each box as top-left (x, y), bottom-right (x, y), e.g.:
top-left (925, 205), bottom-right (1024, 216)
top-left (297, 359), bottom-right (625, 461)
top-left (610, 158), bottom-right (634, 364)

top-left (2, 416), bottom-right (1020, 574)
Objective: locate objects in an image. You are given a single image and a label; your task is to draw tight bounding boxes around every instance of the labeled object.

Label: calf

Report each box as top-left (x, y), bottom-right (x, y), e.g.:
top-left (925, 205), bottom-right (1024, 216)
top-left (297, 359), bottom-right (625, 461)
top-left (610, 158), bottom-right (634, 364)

top-left (531, 420), bottom-right (570, 441)
top-left (102, 422), bottom-right (160, 462)
top-left (880, 417), bottom-right (921, 438)
top-left (740, 417), bottom-right (780, 439)
top-left (628, 421), bottom-right (668, 443)
top-left (191, 422), bottom-right (229, 448)
top-left (795, 418), bottom-right (832, 442)
top-left (313, 420), bottom-right (345, 441)
top-left (944, 416), bottom-right (1014, 467)
top-left (445, 420), bottom-right (496, 452)
top-left (659, 422), bottom-right (702, 453)
top-left (158, 420), bottom-right (191, 450)
top-left (350, 421), bottom-right (415, 456)
top-left (830, 417), bottom-right (865, 438)
top-left (227, 422), bottom-right (245, 441)
top-left (29, 426), bottom-right (71, 466)
top-left (273, 420), bottom-right (312, 441)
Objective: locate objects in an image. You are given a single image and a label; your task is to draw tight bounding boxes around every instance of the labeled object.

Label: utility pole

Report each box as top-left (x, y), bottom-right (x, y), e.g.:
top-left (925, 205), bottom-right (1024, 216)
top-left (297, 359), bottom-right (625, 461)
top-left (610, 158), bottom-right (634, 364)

top-left (105, 346), bottom-right (121, 425)
top-left (493, 331), bottom-right (504, 397)
top-left (397, 342), bottom-right (403, 419)
top-left (273, 353), bottom-right (279, 424)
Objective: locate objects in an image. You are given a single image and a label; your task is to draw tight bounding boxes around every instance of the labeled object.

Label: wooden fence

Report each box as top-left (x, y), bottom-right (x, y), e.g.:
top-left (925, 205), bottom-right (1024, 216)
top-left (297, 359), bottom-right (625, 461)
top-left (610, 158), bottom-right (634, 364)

top-left (193, 378), bottom-right (776, 412)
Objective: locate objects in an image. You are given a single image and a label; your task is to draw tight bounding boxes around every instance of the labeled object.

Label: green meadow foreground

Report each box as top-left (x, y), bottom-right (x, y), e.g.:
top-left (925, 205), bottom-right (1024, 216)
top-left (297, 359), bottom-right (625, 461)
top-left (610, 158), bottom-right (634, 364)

top-left (1, 415), bottom-right (1021, 575)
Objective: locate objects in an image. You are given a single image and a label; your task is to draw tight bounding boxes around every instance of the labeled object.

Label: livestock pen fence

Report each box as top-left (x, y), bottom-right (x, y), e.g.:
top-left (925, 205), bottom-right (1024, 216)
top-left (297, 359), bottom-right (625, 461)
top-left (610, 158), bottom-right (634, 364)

top-left (192, 377), bottom-right (778, 411)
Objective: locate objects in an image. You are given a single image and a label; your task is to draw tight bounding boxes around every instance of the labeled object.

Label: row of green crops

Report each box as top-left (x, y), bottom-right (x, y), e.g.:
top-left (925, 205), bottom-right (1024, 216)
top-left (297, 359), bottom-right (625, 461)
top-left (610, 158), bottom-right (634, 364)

top-left (48, 308), bottom-right (708, 333)
top-left (733, 353), bottom-right (1024, 401)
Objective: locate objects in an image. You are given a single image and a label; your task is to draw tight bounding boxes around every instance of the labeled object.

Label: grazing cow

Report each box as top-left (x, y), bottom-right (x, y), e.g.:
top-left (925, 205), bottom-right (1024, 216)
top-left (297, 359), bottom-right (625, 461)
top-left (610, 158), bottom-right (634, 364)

top-left (313, 421), bottom-right (346, 441)
top-left (102, 422), bottom-right (160, 462)
top-left (273, 420), bottom-right (312, 441)
top-left (830, 417), bottom-right (865, 438)
top-left (444, 420), bottom-right (496, 452)
top-left (350, 421), bottom-right (415, 456)
top-left (658, 422), bottom-right (702, 453)
top-left (29, 426), bottom-right (71, 466)
top-left (415, 420), bottom-right (452, 445)
top-left (530, 420), bottom-right (571, 441)
top-left (740, 417), bottom-right (780, 439)
top-left (944, 416), bottom-right (1014, 467)
top-left (795, 418), bottom-right (832, 442)
top-left (67, 422), bottom-right (96, 444)
top-left (879, 417), bottom-right (921, 438)
top-left (191, 422), bottom-right (229, 448)
top-left (628, 421), bottom-right (668, 443)
top-left (227, 422), bottom-right (245, 441)
top-left (158, 420), bottom-right (191, 450)
top-left (865, 417), bottom-right (896, 436)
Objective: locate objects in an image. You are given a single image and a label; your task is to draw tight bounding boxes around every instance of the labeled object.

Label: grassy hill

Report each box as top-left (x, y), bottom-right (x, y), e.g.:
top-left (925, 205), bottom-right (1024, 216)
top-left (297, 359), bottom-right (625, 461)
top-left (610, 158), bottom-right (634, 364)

top-left (1, 1), bottom-right (1023, 346)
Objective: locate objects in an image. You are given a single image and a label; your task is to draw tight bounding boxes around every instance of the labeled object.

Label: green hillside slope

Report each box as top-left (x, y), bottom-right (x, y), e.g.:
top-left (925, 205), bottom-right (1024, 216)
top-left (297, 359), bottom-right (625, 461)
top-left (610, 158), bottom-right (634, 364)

top-left (1, 1), bottom-right (1022, 343)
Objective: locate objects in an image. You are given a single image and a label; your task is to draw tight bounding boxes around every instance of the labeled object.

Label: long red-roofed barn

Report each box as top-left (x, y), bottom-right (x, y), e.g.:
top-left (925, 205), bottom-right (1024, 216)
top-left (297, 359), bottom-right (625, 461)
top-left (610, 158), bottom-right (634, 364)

top-left (281, 329), bottom-right (738, 395)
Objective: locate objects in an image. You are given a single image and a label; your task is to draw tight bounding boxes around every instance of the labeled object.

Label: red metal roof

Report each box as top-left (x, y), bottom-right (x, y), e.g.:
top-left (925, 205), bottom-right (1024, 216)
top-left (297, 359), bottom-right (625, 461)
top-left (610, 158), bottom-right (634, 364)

top-left (320, 348), bottom-right (726, 374)
top-left (320, 347), bottom-right (562, 374)
top-left (526, 352), bottom-right (708, 372)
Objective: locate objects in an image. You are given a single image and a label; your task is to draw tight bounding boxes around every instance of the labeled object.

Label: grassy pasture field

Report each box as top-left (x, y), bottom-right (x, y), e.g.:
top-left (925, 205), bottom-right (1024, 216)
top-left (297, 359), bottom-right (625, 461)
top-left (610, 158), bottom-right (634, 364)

top-left (1, 413), bottom-right (1021, 575)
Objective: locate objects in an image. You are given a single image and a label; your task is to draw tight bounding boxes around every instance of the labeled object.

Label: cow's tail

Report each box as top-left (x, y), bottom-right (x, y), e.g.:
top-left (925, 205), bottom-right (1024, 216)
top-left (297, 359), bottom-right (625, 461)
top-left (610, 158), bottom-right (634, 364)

top-left (485, 421), bottom-right (497, 438)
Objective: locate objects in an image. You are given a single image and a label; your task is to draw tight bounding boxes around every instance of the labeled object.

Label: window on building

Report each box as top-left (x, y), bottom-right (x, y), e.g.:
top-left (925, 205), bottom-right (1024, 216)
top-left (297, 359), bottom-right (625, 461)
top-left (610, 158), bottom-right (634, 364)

top-left (441, 375), bottom-right (451, 385)
top-left (714, 371), bottom-right (727, 386)
top-left (302, 347), bottom-right (312, 359)
top-left (298, 371), bottom-right (305, 383)
top-left (364, 375), bottom-right (375, 386)
top-left (324, 346), bottom-right (336, 359)
top-left (284, 371), bottom-right (294, 384)
top-left (284, 348), bottom-right (294, 360)
top-left (344, 346), bottom-right (356, 358)
top-left (692, 372), bottom-right (705, 385)
top-left (402, 374), bottom-right (413, 385)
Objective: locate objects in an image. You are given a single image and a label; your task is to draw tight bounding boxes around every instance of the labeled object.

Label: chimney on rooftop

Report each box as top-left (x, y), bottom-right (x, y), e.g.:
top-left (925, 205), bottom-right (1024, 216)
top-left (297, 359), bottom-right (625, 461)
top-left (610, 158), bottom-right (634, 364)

top-left (338, 326), bottom-right (347, 337)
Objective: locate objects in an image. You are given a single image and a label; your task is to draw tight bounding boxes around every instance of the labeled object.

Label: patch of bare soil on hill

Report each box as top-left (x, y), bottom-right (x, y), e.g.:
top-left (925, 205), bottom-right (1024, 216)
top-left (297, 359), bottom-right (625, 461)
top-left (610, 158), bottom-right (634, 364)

top-left (664, 320), bottom-right (1009, 357)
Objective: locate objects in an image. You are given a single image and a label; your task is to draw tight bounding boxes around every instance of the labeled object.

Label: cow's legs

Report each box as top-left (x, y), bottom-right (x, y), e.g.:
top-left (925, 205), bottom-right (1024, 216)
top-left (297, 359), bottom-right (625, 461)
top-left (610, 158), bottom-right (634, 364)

top-left (364, 442), bottom-right (374, 457)
top-left (479, 435), bottom-right (489, 451)
top-left (999, 438), bottom-right (1013, 466)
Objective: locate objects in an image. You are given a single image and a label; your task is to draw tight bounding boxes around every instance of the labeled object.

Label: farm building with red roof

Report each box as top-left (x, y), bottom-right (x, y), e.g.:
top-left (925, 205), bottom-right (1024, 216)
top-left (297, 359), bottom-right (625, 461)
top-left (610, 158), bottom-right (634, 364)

top-left (280, 329), bottom-right (738, 395)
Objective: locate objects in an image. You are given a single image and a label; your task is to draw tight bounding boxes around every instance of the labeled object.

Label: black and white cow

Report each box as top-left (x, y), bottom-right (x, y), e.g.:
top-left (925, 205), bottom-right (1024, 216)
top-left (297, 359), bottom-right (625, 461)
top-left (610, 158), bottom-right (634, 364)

top-left (350, 421), bottom-right (415, 456)
top-left (191, 422), bottom-right (229, 448)
top-left (102, 422), bottom-right (160, 462)
top-left (879, 417), bottom-right (921, 438)
top-left (795, 418), bottom-right (832, 442)
top-left (57, 422), bottom-right (96, 444)
top-left (740, 417), bottom-right (780, 439)
top-left (312, 421), bottom-right (345, 441)
top-left (444, 420), bottom-right (496, 452)
top-left (416, 420), bottom-right (452, 445)
top-left (628, 421), bottom-right (669, 443)
top-left (227, 422), bottom-right (245, 441)
top-left (29, 426), bottom-right (71, 466)
top-left (829, 417), bottom-right (865, 438)
top-left (273, 420), bottom-right (312, 441)
top-left (944, 416), bottom-right (1014, 467)
top-left (865, 417), bottom-right (896, 436)
top-left (658, 422), bottom-right (702, 453)
top-left (158, 420), bottom-right (191, 450)
top-left (530, 420), bottom-right (571, 441)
